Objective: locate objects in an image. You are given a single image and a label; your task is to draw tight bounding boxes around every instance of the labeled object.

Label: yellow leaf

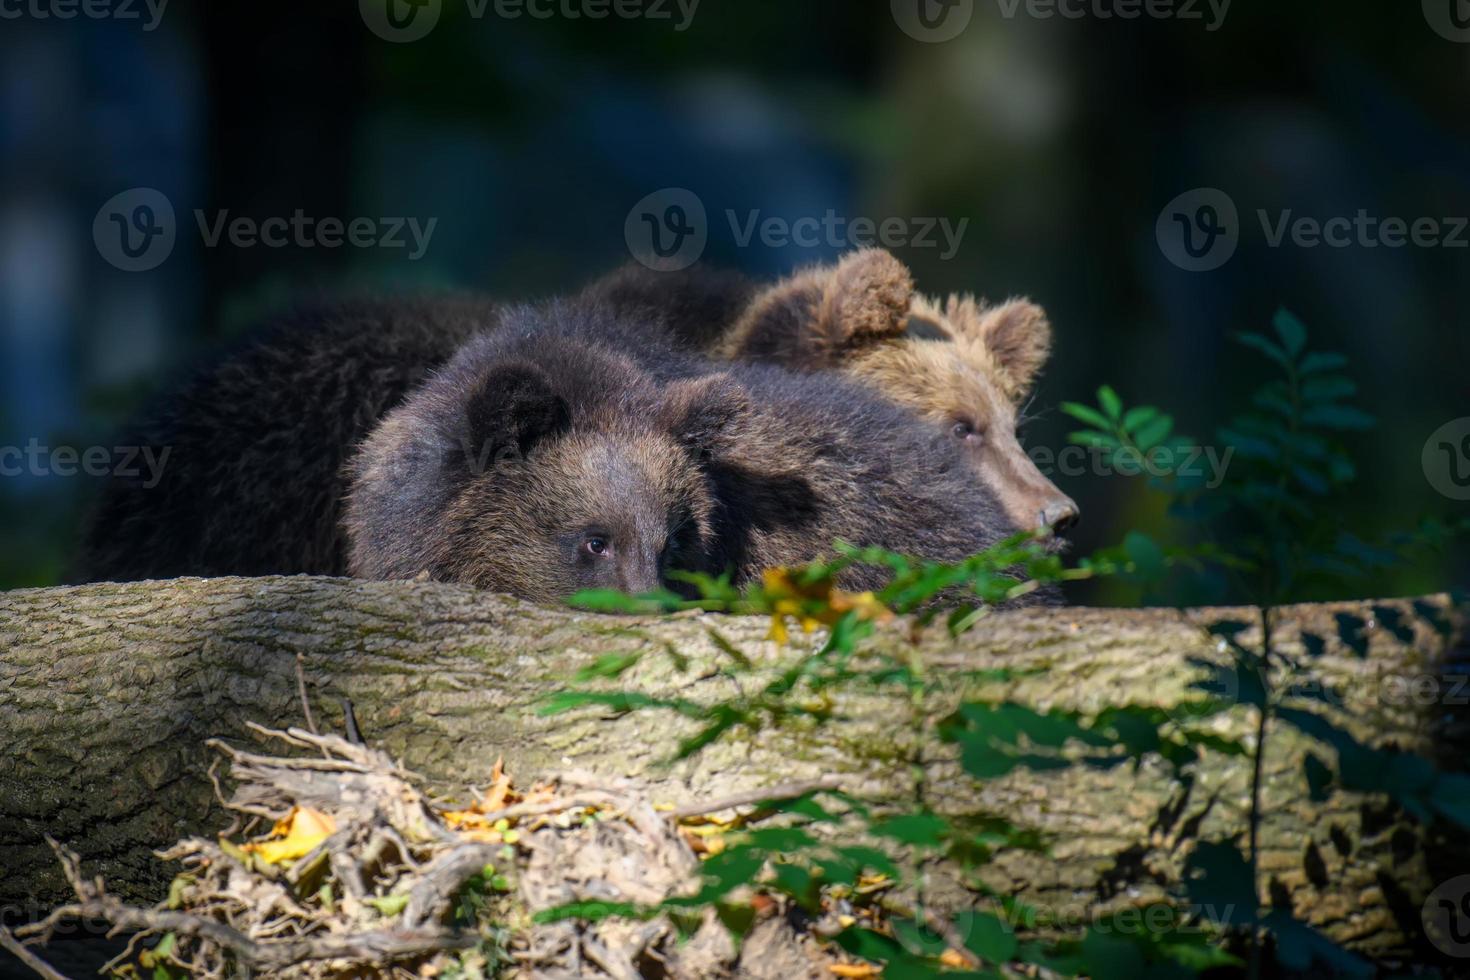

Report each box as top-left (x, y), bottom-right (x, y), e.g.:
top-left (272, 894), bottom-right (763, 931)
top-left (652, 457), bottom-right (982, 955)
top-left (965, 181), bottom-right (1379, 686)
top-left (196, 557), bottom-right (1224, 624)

top-left (939, 949), bottom-right (972, 968)
top-left (241, 807), bottom-right (336, 865)
top-left (830, 965), bottom-right (881, 978)
top-left (761, 568), bottom-right (893, 648)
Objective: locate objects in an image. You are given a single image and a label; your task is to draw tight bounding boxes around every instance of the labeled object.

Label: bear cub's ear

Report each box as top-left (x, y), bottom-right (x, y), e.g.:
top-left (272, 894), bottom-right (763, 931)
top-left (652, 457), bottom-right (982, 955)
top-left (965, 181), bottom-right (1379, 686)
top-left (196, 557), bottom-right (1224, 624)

top-left (976, 299), bottom-right (1053, 402)
top-left (462, 363), bottom-right (571, 468)
top-left (815, 248), bottom-right (916, 355)
top-left (661, 374), bottom-right (750, 460)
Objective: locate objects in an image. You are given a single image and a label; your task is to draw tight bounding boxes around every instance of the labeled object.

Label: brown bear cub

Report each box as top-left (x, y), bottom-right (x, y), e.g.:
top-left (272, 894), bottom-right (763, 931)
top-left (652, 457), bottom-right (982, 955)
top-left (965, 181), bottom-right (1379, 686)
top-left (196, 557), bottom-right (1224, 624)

top-left (343, 306), bottom-right (733, 601)
top-left (74, 295), bottom-right (493, 582)
top-left (351, 300), bottom-right (1032, 598)
top-left (587, 250), bottom-right (1079, 536)
top-left (75, 297), bottom-right (729, 600)
top-left (78, 294), bottom-right (1034, 603)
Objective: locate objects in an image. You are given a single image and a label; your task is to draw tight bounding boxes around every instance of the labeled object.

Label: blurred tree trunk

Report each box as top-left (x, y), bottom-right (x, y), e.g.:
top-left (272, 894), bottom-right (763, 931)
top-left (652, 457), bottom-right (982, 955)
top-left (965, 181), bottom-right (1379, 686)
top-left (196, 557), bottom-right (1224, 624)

top-left (198, 5), bottom-right (367, 335)
top-left (1, 578), bottom-right (1465, 963)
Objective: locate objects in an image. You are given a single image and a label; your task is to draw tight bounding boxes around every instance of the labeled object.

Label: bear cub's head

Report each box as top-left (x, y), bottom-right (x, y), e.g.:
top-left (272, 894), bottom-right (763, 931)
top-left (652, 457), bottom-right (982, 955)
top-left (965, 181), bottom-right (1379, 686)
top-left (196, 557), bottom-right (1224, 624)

top-left (345, 314), bottom-right (743, 603)
top-left (720, 248), bottom-right (1079, 536)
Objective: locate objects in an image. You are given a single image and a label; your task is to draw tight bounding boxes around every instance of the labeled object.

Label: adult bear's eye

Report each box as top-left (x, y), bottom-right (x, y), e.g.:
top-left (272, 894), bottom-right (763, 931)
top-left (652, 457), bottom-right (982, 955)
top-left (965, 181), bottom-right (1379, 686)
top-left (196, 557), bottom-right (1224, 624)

top-left (584, 537), bottom-right (612, 558)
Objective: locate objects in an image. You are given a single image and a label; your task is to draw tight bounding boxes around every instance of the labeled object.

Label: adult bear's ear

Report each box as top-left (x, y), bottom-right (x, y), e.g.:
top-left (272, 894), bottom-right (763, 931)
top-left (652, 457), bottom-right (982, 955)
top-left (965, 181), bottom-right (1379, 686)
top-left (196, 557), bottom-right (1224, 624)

top-left (462, 363), bottom-right (571, 468)
top-left (662, 374), bottom-right (750, 460)
top-left (813, 248), bottom-right (916, 355)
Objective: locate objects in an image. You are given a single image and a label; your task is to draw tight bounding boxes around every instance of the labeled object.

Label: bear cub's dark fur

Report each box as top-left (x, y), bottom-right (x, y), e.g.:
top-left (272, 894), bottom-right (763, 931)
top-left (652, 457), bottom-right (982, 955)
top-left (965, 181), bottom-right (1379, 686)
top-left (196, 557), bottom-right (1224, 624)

top-left (78, 292), bottom-right (1030, 603)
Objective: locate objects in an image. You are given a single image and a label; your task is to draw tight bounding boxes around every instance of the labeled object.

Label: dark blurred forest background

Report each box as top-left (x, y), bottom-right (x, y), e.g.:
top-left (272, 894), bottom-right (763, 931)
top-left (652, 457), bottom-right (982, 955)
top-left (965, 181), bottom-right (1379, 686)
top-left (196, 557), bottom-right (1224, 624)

top-left (1, 0), bottom-right (1466, 604)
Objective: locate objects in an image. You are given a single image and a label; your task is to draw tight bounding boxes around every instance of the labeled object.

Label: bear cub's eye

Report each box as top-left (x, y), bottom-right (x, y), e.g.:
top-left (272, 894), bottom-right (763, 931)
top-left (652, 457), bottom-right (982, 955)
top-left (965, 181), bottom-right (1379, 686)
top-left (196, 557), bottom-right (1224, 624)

top-left (951, 420), bottom-right (983, 443)
top-left (583, 536), bottom-right (613, 558)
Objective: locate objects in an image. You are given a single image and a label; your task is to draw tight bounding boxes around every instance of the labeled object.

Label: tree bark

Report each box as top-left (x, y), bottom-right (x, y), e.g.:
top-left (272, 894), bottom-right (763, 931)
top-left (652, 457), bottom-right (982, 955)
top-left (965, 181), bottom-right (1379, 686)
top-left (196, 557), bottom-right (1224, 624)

top-left (1, 578), bottom-right (1466, 964)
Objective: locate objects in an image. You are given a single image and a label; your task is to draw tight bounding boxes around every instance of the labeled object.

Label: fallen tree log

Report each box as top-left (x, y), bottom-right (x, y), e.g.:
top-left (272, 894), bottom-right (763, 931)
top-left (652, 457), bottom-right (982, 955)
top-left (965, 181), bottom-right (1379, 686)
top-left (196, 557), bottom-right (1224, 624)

top-left (1, 577), bottom-right (1467, 967)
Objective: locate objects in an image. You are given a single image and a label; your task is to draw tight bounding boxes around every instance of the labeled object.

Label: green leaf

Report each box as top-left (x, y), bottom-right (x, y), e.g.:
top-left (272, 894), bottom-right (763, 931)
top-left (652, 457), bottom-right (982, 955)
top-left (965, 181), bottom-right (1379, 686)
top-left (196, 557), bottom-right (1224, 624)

top-left (1234, 331), bottom-right (1292, 369)
top-left (1301, 376), bottom-right (1357, 402)
top-left (366, 893), bottom-right (411, 917)
top-left (959, 741), bottom-right (1020, 780)
top-left (574, 651), bottom-right (642, 682)
top-left (1300, 351), bottom-right (1348, 374)
top-left (1078, 929), bottom-right (1146, 980)
top-left (534, 901), bottom-right (652, 924)
top-left (566, 588), bottom-right (689, 614)
top-left (771, 863), bottom-right (821, 911)
top-left (1098, 386), bottom-right (1124, 422)
top-left (870, 812), bottom-right (951, 848)
top-left (1061, 401), bottom-right (1113, 431)
top-left (1273, 308), bottom-right (1308, 356)
top-left (1120, 405), bottom-right (1159, 434)
top-left (833, 845), bottom-right (902, 879)
top-left (715, 901), bottom-right (756, 939)
top-left (1216, 426), bottom-right (1279, 461)
top-left (1124, 531), bottom-right (1166, 580)
top-left (538, 691), bottom-right (702, 718)
top-left (955, 910), bottom-right (1019, 964)
top-left (1132, 414), bottom-right (1175, 452)
top-left (1302, 404), bottom-right (1375, 430)
top-left (741, 826), bottom-right (817, 852)
top-left (689, 849), bottom-right (766, 902)
top-left (1068, 430), bottom-right (1122, 450)
top-left (706, 629), bottom-right (753, 670)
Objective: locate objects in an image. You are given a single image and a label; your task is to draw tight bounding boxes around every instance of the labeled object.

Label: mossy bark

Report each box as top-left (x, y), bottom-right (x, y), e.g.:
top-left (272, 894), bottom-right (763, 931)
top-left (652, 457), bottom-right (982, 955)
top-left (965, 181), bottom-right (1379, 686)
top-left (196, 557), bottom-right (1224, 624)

top-left (1, 578), bottom-right (1466, 964)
